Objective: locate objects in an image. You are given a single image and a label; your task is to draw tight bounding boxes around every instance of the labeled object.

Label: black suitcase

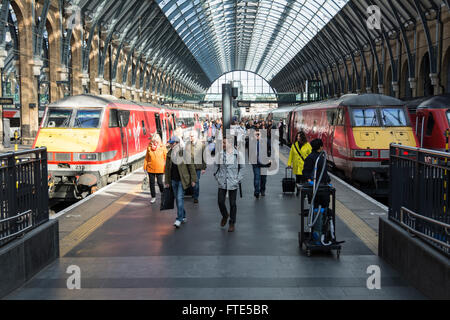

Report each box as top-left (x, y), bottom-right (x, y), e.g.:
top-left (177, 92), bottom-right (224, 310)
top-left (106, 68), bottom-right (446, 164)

top-left (282, 167), bottom-right (296, 193)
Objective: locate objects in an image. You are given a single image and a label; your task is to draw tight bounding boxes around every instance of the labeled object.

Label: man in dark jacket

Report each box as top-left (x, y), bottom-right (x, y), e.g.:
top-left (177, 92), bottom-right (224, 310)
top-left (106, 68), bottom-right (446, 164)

top-left (302, 138), bottom-right (330, 184)
top-left (164, 136), bottom-right (197, 228)
top-left (302, 138), bottom-right (331, 208)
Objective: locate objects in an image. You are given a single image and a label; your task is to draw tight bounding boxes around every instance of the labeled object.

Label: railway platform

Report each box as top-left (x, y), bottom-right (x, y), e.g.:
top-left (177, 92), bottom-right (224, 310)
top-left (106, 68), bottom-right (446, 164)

top-left (4, 147), bottom-right (424, 300)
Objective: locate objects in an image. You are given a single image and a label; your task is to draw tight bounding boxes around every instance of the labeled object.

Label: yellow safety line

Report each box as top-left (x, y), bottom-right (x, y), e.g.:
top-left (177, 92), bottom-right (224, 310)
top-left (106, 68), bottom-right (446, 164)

top-left (279, 150), bottom-right (378, 254)
top-left (59, 183), bottom-right (142, 257)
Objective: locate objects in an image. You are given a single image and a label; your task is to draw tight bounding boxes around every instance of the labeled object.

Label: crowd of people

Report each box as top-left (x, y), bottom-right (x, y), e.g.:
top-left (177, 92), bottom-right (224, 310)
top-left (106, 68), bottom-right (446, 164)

top-left (143, 115), bottom-right (329, 233)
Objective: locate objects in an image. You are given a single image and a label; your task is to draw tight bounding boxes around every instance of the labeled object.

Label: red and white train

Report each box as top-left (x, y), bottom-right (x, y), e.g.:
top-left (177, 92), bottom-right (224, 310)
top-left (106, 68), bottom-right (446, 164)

top-left (32, 94), bottom-right (213, 199)
top-left (263, 94), bottom-right (419, 190)
top-left (406, 94), bottom-right (450, 151)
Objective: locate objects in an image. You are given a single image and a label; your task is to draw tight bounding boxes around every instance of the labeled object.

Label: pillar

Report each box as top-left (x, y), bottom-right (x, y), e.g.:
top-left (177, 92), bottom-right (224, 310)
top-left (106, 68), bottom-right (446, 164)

top-left (18, 0), bottom-right (39, 144)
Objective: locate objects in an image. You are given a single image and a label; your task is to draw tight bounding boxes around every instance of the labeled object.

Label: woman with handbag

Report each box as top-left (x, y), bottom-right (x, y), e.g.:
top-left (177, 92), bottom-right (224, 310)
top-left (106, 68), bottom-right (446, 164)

top-left (287, 131), bottom-right (312, 196)
top-left (143, 133), bottom-right (167, 204)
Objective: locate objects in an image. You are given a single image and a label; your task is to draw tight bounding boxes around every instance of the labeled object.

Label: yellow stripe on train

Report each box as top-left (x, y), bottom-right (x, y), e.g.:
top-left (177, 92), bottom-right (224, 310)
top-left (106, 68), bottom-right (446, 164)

top-left (352, 127), bottom-right (417, 150)
top-left (35, 128), bottom-right (101, 153)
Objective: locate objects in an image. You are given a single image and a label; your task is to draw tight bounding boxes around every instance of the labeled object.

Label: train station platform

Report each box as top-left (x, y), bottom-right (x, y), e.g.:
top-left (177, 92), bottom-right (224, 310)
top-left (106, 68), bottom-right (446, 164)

top-left (5, 147), bottom-right (424, 300)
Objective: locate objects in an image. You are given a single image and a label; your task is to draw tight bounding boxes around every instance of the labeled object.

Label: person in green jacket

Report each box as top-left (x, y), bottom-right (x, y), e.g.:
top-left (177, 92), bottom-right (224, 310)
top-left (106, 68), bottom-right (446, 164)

top-left (287, 131), bottom-right (312, 196)
top-left (164, 136), bottom-right (197, 228)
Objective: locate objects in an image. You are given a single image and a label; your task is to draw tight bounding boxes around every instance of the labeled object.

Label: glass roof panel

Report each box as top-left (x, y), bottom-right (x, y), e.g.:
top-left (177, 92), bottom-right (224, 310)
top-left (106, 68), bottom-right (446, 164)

top-left (156, 0), bottom-right (349, 81)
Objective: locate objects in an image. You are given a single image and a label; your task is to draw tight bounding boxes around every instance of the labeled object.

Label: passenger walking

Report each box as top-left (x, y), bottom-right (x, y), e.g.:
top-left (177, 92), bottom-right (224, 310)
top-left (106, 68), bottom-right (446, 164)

top-left (252, 130), bottom-right (271, 198)
top-left (164, 136), bottom-right (197, 228)
top-left (278, 120), bottom-right (285, 146)
top-left (288, 131), bottom-right (312, 196)
top-left (215, 138), bottom-right (244, 232)
top-left (189, 131), bottom-right (207, 204)
top-left (143, 133), bottom-right (167, 204)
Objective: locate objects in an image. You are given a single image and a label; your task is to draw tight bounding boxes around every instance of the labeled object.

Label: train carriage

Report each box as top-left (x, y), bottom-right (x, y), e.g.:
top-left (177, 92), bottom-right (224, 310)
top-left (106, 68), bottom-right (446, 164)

top-left (406, 94), bottom-right (450, 151)
top-left (263, 94), bottom-right (419, 191)
top-left (32, 94), bottom-right (204, 200)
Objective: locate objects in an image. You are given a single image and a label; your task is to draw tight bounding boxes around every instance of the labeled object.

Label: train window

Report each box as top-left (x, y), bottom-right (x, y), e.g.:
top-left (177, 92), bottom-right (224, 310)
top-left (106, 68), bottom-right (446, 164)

top-left (351, 108), bottom-right (379, 126)
top-left (446, 111), bottom-right (450, 126)
top-left (327, 109), bottom-right (336, 125)
top-left (118, 110), bottom-right (130, 127)
top-left (381, 108), bottom-right (407, 126)
top-left (426, 113), bottom-right (435, 136)
top-left (44, 108), bottom-right (72, 128)
top-left (109, 109), bottom-right (119, 128)
top-left (336, 109), bottom-right (345, 126)
top-left (141, 120), bottom-right (147, 136)
top-left (173, 114), bottom-right (177, 129)
top-left (73, 109), bottom-right (102, 128)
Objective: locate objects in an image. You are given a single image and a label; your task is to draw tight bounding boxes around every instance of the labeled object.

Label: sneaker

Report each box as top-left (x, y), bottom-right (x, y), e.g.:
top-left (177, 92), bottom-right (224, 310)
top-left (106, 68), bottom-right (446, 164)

top-left (254, 193), bottom-right (260, 199)
top-left (174, 220), bottom-right (181, 228)
top-left (150, 198), bottom-right (156, 204)
top-left (194, 199), bottom-right (198, 204)
top-left (182, 218), bottom-right (187, 224)
top-left (261, 192), bottom-right (265, 197)
top-left (228, 223), bottom-right (235, 232)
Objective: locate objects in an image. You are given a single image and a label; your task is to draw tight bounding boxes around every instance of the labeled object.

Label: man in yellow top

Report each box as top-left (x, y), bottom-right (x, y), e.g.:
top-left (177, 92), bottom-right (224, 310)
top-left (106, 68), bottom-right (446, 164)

top-left (143, 133), bottom-right (167, 204)
top-left (287, 131), bottom-right (312, 196)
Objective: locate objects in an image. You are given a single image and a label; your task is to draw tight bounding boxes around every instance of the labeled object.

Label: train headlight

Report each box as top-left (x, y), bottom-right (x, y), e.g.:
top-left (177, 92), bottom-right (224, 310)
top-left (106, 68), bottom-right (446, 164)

top-left (353, 150), bottom-right (374, 157)
top-left (78, 153), bottom-right (97, 161)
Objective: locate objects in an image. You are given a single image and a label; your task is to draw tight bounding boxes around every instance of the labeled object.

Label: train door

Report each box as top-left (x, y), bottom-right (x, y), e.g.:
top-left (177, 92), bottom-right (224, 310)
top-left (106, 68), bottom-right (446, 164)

top-left (154, 113), bottom-right (164, 143)
top-left (415, 111), bottom-right (426, 148)
top-left (326, 109), bottom-right (335, 162)
top-left (118, 110), bottom-right (130, 167)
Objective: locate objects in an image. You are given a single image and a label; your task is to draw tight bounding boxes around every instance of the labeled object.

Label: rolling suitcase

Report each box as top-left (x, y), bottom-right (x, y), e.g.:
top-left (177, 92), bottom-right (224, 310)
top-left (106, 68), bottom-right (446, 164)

top-left (282, 167), bottom-right (296, 193)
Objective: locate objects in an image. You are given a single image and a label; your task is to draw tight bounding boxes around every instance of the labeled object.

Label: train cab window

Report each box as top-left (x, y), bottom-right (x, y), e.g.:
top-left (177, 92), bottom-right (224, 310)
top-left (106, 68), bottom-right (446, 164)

top-left (446, 110), bottom-right (450, 126)
top-left (381, 108), bottom-right (407, 126)
top-left (351, 108), bottom-right (379, 126)
top-left (109, 109), bottom-right (119, 128)
top-left (74, 109), bottom-right (102, 128)
top-left (327, 109), bottom-right (336, 125)
top-left (118, 110), bottom-right (130, 127)
top-left (336, 109), bottom-right (345, 126)
top-left (45, 108), bottom-right (72, 128)
top-left (426, 113), bottom-right (435, 136)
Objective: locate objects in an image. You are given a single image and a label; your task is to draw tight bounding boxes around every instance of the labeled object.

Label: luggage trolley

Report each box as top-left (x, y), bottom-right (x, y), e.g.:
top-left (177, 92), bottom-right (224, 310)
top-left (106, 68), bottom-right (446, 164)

top-left (298, 184), bottom-right (343, 258)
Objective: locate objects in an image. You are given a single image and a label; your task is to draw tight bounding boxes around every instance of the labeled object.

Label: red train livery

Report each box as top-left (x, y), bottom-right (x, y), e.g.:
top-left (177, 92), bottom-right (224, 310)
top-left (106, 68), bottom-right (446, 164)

top-left (406, 94), bottom-right (450, 151)
top-left (283, 94), bottom-right (419, 188)
top-left (32, 94), bottom-right (208, 199)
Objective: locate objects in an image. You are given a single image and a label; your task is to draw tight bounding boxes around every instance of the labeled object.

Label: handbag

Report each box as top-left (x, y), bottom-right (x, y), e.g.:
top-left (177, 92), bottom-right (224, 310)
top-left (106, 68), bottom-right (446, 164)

top-left (160, 187), bottom-right (175, 211)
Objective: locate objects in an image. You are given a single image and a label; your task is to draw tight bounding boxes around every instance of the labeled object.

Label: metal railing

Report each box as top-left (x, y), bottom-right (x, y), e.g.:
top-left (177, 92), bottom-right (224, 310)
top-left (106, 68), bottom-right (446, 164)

top-left (389, 144), bottom-right (450, 256)
top-left (0, 148), bottom-right (49, 247)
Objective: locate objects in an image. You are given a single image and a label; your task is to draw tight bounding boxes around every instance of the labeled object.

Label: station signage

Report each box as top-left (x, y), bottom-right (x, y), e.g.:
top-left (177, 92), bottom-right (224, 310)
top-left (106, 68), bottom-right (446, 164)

top-left (0, 97), bottom-right (14, 105)
top-left (237, 101), bottom-right (250, 108)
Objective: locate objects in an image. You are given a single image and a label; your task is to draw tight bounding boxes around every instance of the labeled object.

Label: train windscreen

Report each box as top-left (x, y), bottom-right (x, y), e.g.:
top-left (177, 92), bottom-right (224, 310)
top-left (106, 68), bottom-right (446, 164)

top-left (380, 108), bottom-right (408, 126)
top-left (74, 109), bottom-right (102, 128)
top-left (446, 110), bottom-right (450, 126)
top-left (352, 108), bottom-right (379, 126)
top-left (45, 108), bottom-right (73, 128)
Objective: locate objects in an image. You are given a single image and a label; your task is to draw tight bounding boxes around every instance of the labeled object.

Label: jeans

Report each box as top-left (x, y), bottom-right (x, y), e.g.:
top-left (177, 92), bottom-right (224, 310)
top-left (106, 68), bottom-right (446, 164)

top-left (193, 170), bottom-right (201, 200)
top-left (252, 165), bottom-right (267, 195)
top-left (218, 188), bottom-right (237, 224)
top-left (148, 173), bottom-right (164, 198)
top-left (171, 180), bottom-right (186, 222)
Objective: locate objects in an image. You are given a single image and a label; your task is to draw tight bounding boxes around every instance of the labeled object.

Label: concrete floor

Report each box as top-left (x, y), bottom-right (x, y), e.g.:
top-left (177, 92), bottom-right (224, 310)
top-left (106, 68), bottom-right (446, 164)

top-left (5, 148), bottom-right (425, 300)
